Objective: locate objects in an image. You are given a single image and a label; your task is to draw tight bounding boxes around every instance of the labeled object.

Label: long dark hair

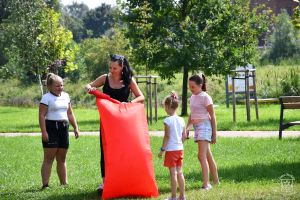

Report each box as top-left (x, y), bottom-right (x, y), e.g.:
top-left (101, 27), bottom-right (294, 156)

top-left (110, 54), bottom-right (133, 86)
top-left (189, 74), bottom-right (207, 91)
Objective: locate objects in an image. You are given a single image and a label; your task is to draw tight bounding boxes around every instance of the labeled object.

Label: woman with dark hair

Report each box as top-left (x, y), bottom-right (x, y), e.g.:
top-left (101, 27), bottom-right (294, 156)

top-left (85, 54), bottom-right (144, 193)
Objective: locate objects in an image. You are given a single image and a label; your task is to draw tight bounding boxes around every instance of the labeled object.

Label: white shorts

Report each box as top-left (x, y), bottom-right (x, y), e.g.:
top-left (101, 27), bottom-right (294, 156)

top-left (193, 120), bottom-right (212, 142)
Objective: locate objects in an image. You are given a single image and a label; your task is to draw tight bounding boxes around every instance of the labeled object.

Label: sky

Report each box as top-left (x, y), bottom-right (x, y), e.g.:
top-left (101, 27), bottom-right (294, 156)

top-left (61, 0), bottom-right (117, 8)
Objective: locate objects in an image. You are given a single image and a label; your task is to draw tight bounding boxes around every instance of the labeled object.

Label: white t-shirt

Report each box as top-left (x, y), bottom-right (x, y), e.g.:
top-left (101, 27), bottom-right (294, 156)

top-left (40, 92), bottom-right (70, 121)
top-left (163, 114), bottom-right (185, 151)
top-left (190, 91), bottom-right (213, 120)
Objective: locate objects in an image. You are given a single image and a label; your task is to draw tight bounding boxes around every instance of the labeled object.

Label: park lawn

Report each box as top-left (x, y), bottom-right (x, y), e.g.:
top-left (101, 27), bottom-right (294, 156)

top-left (0, 104), bottom-right (300, 132)
top-left (0, 136), bottom-right (299, 200)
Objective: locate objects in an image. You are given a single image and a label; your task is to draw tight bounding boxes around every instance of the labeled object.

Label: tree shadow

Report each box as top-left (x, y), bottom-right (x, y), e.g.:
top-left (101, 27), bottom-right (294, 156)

top-left (155, 161), bottom-right (300, 193)
top-left (44, 190), bottom-right (98, 200)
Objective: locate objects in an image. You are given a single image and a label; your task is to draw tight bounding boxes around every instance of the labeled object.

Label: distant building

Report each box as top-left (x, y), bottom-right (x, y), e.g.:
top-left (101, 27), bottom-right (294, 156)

top-left (250, 0), bottom-right (298, 16)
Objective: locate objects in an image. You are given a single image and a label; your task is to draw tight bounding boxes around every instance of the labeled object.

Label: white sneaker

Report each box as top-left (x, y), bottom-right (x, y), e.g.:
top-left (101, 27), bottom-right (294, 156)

top-left (164, 198), bottom-right (177, 200)
top-left (201, 183), bottom-right (212, 190)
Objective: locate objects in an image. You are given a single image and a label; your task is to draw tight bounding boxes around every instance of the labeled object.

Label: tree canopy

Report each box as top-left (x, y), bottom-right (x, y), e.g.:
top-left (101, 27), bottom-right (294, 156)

top-left (122, 0), bottom-right (270, 115)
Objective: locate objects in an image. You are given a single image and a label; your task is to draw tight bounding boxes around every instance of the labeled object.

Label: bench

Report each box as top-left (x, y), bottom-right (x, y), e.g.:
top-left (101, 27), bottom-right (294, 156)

top-left (279, 96), bottom-right (300, 139)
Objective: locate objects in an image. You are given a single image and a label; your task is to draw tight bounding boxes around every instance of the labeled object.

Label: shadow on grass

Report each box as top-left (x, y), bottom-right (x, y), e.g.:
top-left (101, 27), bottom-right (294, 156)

top-left (44, 191), bottom-right (98, 200)
top-left (156, 161), bottom-right (300, 194)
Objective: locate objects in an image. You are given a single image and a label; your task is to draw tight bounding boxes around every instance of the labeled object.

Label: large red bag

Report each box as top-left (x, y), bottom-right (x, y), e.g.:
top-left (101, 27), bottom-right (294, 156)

top-left (90, 90), bottom-right (159, 199)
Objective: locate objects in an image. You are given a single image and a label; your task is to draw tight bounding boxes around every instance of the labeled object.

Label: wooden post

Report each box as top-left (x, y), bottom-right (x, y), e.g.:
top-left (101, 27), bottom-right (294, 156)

top-left (225, 75), bottom-right (229, 108)
top-left (149, 76), bottom-right (153, 124)
top-left (252, 70), bottom-right (259, 120)
top-left (245, 70), bottom-right (251, 121)
top-left (146, 77), bottom-right (149, 122)
top-left (232, 76), bottom-right (236, 122)
top-left (154, 77), bottom-right (158, 122)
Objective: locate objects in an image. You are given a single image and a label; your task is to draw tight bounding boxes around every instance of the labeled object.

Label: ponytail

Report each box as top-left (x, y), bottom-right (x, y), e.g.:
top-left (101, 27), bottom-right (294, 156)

top-left (164, 91), bottom-right (179, 109)
top-left (46, 73), bottom-right (62, 89)
top-left (121, 58), bottom-right (134, 86)
top-left (201, 74), bottom-right (207, 91)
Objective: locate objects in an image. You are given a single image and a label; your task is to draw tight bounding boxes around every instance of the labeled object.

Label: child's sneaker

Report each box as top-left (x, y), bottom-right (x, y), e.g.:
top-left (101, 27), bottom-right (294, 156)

top-left (177, 196), bottom-right (186, 200)
top-left (41, 184), bottom-right (49, 190)
top-left (164, 198), bottom-right (177, 200)
top-left (201, 183), bottom-right (212, 190)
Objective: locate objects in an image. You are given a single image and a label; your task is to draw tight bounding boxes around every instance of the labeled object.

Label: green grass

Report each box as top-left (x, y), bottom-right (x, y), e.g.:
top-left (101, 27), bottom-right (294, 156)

top-left (0, 136), bottom-right (299, 199)
top-left (1, 104), bottom-right (300, 132)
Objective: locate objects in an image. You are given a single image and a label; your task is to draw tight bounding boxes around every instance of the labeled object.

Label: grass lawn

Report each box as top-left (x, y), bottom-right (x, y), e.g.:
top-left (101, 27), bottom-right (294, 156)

top-left (0, 104), bottom-right (300, 132)
top-left (0, 136), bottom-right (299, 200)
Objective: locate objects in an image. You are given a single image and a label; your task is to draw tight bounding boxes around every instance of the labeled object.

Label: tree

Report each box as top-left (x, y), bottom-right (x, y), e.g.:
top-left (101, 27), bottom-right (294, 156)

top-left (0, 0), bottom-right (9, 67)
top-left (122, 0), bottom-right (270, 115)
top-left (83, 3), bottom-right (115, 38)
top-left (3, 0), bottom-right (78, 86)
top-left (79, 27), bottom-right (130, 80)
top-left (61, 2), bottom-right (89, 42)
top-left (267, 9), bottom-right (300, 63)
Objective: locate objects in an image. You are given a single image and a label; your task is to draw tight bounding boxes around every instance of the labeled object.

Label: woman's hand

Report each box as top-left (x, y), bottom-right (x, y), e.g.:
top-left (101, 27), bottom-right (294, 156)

top-left (74, 129), bottom-right (79, 139)
top-left (85, 87), bottom-right (97, 93)
top-left (42, 132), bottom-right (49, 142)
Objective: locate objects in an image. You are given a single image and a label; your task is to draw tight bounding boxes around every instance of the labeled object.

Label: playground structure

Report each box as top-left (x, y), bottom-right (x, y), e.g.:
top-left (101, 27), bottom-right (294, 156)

top-left (135, 75), bottom-right (159, 124)
top-left (226, 65), bottom-right (259, 122)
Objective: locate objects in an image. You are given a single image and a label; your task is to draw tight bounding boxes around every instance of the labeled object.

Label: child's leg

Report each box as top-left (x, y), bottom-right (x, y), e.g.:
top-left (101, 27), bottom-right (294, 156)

top-left (169, 167), bottom-right (177, 198)
top-left (176, 166), bottom-right (185, 199)
top-left (206, 145), bottom-right (219, 184)
top-left (197, 141), bottom-right (209, 187)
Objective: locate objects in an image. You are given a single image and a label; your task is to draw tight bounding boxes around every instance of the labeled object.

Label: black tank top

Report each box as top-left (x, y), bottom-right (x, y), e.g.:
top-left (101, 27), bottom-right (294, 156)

top-left (102, 75), bottom-right (130, 102)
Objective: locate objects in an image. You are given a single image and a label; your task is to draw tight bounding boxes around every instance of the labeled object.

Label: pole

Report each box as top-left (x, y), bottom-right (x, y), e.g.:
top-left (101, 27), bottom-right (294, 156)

top-left (245, 70), bottom-right (251, 121)
top-left (232, 76), bottom-right (236, 122)
top-left (252, 70), bottom-right (259, 120)
top-left (154, 77), bottom-right (158, 122)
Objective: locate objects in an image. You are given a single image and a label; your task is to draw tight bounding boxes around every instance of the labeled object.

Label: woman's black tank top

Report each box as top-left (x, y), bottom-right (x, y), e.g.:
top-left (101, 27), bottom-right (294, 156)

top-left (102, 75), bottom-right (130, 102)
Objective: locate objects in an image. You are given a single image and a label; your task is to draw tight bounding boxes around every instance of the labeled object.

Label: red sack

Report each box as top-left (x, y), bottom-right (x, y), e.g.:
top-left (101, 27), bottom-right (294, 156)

top-left (90, 90), bottom-right (159, 199)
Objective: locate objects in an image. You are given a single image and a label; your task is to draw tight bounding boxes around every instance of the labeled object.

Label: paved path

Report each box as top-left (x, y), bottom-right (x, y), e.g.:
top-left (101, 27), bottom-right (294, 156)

top-left (1, 131), bottom-right (300, 138)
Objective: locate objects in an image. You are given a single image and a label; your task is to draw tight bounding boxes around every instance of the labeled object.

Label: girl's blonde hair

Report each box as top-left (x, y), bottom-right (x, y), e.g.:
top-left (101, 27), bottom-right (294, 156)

top-left (46, 73), bottom-right (63, 89)
top-left (164, 91), bottom-right (179, 109)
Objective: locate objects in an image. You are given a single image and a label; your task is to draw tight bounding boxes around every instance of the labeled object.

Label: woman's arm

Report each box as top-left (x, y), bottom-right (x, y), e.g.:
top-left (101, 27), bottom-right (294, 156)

top-left (39, 104), bottom-right (48, 142)
top-left (158, 123), bottom-right (170, 158)
top-left (67, 104), bottom-right (79, 139)
top-left (85, 74), bottom-right (106, 93)
top-left (207, 104), bottom-right (217, 144)
top-left (129, 78), bottom-right (144, 103)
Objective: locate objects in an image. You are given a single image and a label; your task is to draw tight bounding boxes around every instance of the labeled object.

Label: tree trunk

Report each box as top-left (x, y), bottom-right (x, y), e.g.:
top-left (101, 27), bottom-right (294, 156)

top-left (181, 65), bottom-right (188, 116)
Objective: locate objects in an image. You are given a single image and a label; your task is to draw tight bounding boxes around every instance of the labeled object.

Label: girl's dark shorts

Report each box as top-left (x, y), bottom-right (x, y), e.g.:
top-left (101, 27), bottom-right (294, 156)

top-left (42, 120), bottom-right (69, 149)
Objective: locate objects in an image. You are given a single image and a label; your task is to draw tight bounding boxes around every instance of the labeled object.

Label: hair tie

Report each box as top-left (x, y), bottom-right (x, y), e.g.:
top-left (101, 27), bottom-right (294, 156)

top-left (170, 91), bottom-right (178, 99)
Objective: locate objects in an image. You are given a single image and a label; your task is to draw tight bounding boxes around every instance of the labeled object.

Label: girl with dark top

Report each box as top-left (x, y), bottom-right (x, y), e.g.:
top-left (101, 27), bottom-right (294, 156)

top-left (85, 54), bottom-right (144, 193)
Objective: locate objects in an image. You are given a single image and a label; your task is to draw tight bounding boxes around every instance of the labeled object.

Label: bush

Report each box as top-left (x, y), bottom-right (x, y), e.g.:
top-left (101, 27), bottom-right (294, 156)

top-left (262, 10), bottom-right (300, 64)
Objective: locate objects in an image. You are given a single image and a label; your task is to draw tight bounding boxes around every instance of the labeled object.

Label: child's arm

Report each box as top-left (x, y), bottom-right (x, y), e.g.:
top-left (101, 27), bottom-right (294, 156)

top-left (207, 104), bottom-right (217, 144)
top-left (158, 123), bottom-right (170, 158)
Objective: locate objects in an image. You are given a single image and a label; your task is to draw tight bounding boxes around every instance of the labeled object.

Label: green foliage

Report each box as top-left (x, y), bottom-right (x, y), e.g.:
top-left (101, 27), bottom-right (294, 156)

top-left (3, 0), bottom-right (78, 82)
top-left (37, 7), bottom-right (79, 72)
top-left (292, 1), bottom-right (300, 36)
top-left (79, 27), bottom-right (130, 80)
top-left (122, 0), bottom-right (270, 77)
top-left (61, 2), bottom-right (89, 42)
top-left (280, 68), bottom-right (300, 96)
top-left (121, 0), bottom-right (271, 115)
top-left (83, 4), bottom-right (115, 38)
top-left (265, 10), bottom-right (300, 64)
